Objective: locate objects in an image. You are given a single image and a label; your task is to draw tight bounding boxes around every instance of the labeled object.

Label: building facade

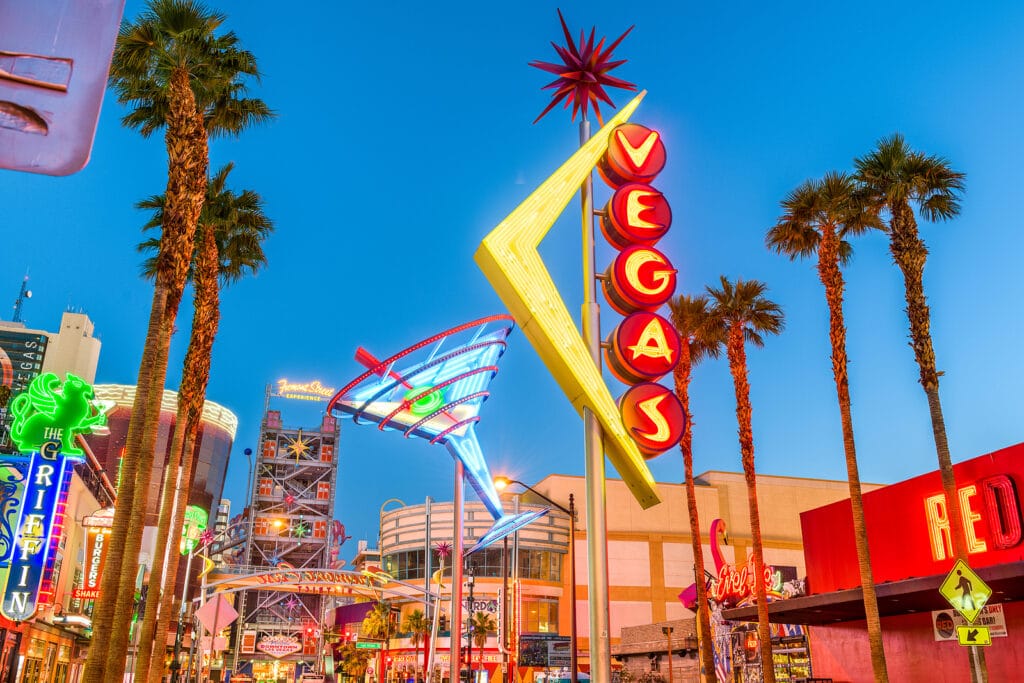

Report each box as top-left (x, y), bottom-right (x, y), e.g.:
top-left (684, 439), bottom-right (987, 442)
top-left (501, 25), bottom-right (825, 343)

top-left (374, 470), bottom-right (869, 683)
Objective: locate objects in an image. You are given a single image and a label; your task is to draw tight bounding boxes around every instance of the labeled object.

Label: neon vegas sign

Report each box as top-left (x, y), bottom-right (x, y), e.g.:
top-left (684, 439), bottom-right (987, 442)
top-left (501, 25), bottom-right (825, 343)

top-left (276, 378), bottom-right (336, 402)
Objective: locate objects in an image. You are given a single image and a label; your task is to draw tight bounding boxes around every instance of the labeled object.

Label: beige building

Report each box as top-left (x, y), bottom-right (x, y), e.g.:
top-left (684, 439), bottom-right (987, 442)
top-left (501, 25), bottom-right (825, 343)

top-left (0, 311), bottom-right (101, 384)
top-left (375, 471), bottom-right (877, 682)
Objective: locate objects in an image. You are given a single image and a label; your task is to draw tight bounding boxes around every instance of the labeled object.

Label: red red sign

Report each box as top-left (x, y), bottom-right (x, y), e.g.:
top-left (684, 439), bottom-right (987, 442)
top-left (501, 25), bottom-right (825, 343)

top-left (603, 245), bottom-right (677, 315)
top-left (76, 524), bottom-right (110, 601)
top-left (618, 383), bottom-right (686, 457)
top-left (598, 124), bottom-right (667, 187)
top-left (601, 183), bottom-right (672, 250)
top-left (801, 443), bottom-right (1024, 594)
top-left (605, 312), bottom-right (680, 384)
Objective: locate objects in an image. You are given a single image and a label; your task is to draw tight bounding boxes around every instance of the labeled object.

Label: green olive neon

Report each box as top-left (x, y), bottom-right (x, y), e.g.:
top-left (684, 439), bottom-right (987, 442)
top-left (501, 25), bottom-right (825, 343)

top-left (405, 386), bottom-right (445, 416)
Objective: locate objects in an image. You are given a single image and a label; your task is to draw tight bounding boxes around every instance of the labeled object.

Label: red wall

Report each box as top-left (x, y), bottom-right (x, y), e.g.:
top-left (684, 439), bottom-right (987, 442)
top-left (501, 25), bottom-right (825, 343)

top-left (801, 443), bottom-right (1024, 593)
top-left (809, 601), bottom-right (1024, 683)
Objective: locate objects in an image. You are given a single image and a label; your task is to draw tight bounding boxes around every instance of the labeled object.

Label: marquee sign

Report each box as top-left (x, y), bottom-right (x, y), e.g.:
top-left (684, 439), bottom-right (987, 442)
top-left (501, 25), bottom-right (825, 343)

top-left (1, 372), bottom-right (107, 621)
top-left (257, 634), bottom-right (302, 658)
top-left (599, 123), bottom-right (686, 458)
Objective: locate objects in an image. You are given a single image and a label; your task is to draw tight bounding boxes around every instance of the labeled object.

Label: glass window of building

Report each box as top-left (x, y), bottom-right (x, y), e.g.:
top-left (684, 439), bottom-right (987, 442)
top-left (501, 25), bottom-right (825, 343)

top-left (521, 598), bottom-right (559, 634)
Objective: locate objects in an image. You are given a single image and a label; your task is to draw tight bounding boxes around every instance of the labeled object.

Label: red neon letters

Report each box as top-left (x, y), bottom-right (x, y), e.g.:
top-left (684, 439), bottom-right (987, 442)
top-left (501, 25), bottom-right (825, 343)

top-left (598, 123), bottom-right (685, 458)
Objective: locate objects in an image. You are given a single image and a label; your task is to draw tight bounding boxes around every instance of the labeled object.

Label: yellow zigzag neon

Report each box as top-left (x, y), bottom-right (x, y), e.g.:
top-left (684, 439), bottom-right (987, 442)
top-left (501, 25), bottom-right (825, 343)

top-left (474, 91), bottom-right (661, 509)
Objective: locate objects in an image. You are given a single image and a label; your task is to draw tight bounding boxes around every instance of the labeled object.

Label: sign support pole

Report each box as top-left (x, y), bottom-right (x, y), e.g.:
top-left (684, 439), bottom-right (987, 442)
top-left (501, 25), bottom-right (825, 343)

top-left (451, 461), bottom-right (465, 683)
top-left (580, 117), bottom-right (612, 683)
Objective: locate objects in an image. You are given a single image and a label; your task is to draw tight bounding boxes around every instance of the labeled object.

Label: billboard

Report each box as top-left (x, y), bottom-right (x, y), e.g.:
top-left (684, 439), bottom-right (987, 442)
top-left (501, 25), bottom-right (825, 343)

top-left (518, 634), bottom-right (571, 667)
top-left (0, 329), bottom-right (48, 453)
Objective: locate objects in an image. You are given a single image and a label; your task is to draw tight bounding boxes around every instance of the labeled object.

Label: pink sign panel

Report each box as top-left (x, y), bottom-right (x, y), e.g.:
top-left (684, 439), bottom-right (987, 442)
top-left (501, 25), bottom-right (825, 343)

top-left (0, 0), bottom-right (125, 175)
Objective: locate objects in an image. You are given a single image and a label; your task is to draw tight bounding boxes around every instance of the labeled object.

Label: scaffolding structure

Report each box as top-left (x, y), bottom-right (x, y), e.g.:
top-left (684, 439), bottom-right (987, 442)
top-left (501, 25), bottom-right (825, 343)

top-left (232, 386), bottom-right (340, 675)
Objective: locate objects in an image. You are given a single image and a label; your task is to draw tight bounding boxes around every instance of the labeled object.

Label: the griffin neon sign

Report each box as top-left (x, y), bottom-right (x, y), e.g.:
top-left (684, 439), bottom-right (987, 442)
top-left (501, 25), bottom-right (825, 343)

top-left (1, 372), bottom-right (108, 621)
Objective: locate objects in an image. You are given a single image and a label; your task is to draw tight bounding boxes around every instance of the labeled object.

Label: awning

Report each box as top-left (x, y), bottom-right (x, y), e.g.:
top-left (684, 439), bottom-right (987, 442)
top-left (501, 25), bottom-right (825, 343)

top-left (722, 560), bottom-right (1024, 625)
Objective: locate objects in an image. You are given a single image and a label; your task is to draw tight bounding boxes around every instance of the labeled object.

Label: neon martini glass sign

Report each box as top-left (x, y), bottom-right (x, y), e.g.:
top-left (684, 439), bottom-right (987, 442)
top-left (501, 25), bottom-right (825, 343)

top-left (326, 315), bottom-right (547, 553)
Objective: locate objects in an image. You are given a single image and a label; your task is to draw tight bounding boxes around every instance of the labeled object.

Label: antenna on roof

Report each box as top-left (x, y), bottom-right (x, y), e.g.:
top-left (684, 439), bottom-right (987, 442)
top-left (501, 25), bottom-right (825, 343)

top-left (11, 273), bottom-right (31, 323)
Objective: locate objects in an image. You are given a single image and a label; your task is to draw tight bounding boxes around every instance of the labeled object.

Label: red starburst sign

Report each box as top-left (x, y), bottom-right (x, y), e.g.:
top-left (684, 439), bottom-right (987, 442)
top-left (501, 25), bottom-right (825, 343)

top-left (598, 122), bottom-right (685, 459)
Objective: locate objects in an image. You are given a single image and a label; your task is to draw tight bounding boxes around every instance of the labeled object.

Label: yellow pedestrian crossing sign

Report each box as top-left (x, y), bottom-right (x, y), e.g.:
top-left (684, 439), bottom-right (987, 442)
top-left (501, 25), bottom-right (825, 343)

top-left (956, 625), bottom-right (992, 646)
top-left (939, 560), bottom-right (991, 624)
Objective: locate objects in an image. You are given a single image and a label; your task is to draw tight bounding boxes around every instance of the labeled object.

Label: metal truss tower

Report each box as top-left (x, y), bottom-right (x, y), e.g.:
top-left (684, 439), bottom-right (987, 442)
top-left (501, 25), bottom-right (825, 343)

top-left (233, 390), bottom-right (340, 674)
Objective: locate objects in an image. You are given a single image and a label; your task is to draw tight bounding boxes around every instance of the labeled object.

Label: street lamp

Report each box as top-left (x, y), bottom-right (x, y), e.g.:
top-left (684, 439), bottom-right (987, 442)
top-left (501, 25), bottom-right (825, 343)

top-left (661, 627), bottom-right (674, 683)
top-left (493, 477), bottom-right (577, 683)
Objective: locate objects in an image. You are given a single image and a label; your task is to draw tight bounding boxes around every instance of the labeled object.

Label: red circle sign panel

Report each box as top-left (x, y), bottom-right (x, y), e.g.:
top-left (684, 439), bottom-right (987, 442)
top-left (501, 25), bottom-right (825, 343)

top-left (602, 245), bottom-right (678, 315)
top-left (601, 183), bottom-right (672, 250)
top-left (619, 382), bottom-right (686, 457)
top-left (598, 123), bottom-right (667, 188)
top-left (605, 312), bottom-right (680, 384)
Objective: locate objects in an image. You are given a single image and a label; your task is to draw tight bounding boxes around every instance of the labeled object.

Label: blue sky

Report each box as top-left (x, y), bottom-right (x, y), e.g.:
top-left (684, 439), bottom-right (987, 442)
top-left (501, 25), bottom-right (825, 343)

top-left (3, 1), bottom-right (1024, 561)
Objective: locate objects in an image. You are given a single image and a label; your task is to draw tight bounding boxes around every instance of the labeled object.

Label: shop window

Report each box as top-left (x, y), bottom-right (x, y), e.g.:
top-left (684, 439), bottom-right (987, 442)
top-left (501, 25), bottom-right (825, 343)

top-left (521, 598), bottom-right (559, 634)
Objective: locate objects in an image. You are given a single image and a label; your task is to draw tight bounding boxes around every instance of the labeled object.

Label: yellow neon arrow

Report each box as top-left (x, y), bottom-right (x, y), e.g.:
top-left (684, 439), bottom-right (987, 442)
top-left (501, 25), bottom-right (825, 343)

top-left (474, 91), bottom-right (661, 509)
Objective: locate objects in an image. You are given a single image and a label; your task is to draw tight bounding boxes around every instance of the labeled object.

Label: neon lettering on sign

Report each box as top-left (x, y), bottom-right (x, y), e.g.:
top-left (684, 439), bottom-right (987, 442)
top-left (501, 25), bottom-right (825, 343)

top-left (710, 555), bottom-right (780, 606)
top-left (618, 383), bottom-right (686, 457)
top-left (925, 475), bottom-right (1023, 561)
top-left (603, 246), bottom-right (678, 315)
top-left (605, 312), bottom-right (680, 384)
top-left (257, 634), bottom-right (303, 658)
top-left (276, 379), bottom-right (336, 402)
top-left (601, 183), bottom-right (672, 250)
top-left (73, 516), bottom-right (110, 600)
top-left (598, 124), bottom-right (666, 186)
top-left (0, 373), bottom-right (107, 621)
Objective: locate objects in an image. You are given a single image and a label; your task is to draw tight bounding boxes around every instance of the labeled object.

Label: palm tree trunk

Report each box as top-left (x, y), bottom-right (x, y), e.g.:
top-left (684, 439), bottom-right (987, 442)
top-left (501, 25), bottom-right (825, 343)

top-left (888, 201), bottom-right (968, 561)
top-left (145, 223), bottom-right (221, 683)
top-left (82, 285), bottom-right (166, 683)
top-left (672, 345), bottom-right (717, 682)
top-left (817, 228), bottom-right (889, 682)
top-left (725, 325), bottom-right (775, 683)
top-left (102, 65), bottom-right (209, 682)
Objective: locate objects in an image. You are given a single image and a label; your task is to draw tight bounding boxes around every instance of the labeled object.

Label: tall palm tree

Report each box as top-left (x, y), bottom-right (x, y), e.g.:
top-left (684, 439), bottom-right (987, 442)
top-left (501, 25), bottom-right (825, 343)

top-left (336, 642), bottom-right (372, 681)
top-left (131, 164), bottom-right (273, 683)
top-left (667, 294), bottom-right (723, 682)
top-left (854, 134), bottom-right (969, 561)
top-left (403, 608), bottom-right (430, 682)
top-left (364, 601), bottom-right (396, 680)
top-left (707, 276), bottom-right (783, 683)
top-left (471, 611), bottom-right (496, 677)
top-left (86, 3), bottom-right (271, 680)
top-left (767, 172), bottom-right (889, 681)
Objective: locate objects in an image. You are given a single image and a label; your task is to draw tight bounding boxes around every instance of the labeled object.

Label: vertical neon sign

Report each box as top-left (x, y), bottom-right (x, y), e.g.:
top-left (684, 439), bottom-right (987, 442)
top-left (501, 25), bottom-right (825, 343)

top-left (0, 372), bottom-right (107, 621)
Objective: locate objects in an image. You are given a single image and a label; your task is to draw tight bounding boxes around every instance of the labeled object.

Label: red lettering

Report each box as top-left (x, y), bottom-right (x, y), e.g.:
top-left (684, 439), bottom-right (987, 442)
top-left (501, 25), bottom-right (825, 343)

top-left (982, 474), bottom-right (1022, 549)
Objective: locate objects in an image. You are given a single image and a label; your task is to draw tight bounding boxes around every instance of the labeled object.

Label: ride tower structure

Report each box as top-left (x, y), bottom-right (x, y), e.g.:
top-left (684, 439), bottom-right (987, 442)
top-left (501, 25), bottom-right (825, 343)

top-left (233, 382), bottom-right (341, 678)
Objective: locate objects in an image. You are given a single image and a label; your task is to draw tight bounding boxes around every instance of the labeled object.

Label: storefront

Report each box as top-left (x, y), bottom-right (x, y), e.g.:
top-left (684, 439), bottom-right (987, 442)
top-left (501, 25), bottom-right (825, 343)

top-left (724, 442), bottom-right (1024, 682)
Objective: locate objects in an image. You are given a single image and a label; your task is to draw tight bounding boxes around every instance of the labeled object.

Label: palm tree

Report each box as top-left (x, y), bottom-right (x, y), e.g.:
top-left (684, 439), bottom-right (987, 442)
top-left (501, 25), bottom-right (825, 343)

top-left (364, 601), bottom-right (396, 680)
top-left (471, 611), bottom-right (496, 678)
top-left (85, 3), bottom-right (271, 680)
top-left (336, 642), bottom-right (373, 682)
top-left (766, 172), bottom-right (890, 681)
top-left (707, 276), bottom-right (783, 683)
top-left (403, 608), bottom-right (430, 682)
top-left (854, 133), bottom-right (969, 561)
top-left (132, 164), bottom-right (272, 683)
top-left (667, 294), bottom-right (723, 682)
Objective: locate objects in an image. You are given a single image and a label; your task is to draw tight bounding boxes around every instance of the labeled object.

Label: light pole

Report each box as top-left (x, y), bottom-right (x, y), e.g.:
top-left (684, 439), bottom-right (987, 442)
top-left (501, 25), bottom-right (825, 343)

top-left (465, 566), bottom-right (475, 683)
top-left (493, 477), bottom-right (577, 683)
top-left (661, 627), bottom-right (674, 683)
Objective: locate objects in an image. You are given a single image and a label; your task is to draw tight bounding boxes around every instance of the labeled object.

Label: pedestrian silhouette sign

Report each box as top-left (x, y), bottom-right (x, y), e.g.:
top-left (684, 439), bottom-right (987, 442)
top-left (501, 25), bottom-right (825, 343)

top-left (939, 560), bottom-right (991, 624)
top-left (956, 625), bottom-right (992, 646)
